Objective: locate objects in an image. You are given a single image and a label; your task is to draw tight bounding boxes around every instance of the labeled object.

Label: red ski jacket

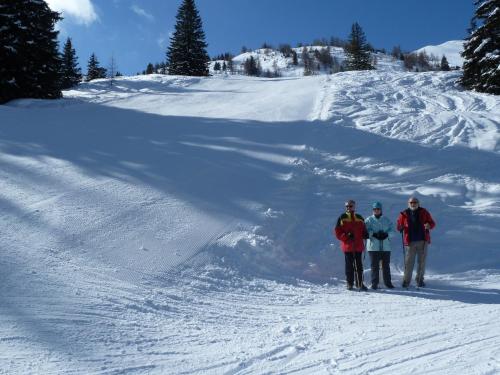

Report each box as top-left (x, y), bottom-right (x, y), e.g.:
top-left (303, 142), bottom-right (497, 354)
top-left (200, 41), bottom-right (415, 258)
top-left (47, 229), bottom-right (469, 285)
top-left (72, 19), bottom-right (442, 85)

top-left (397, 207), bottom-right (436, 245)
top-left (334, 212), bottom-right (368, 253)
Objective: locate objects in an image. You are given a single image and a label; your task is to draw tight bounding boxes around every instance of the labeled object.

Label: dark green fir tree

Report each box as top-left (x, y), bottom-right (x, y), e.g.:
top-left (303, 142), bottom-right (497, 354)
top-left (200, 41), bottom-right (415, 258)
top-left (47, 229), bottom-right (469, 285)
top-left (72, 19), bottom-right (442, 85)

top-left (86, 53), bottom-right (107, 81)
top-left (166, 0), bottom-right (209, 76)
top-left (146, 63), bottom-right (155, 75)
top-left (243, 56), bottom-right (260, 76)
top-left (460, 0), bottom-right (500, 94)
top-left (343, 22), bottom-right (374, 71)
top-left (440, 55), bottom-right (451, 71)
top-left (0, 1), bottom-right (19, 103)
top-left (1, 0), bottom-right (62, 103)
top-left (61, 37), bottom-right (82, 89)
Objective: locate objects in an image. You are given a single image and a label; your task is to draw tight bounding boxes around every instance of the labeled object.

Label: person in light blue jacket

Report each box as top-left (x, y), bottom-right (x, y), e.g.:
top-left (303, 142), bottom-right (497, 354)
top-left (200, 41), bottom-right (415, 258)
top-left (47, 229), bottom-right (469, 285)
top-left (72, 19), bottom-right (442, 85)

top-left (365, 201), bottom-right (395, 289)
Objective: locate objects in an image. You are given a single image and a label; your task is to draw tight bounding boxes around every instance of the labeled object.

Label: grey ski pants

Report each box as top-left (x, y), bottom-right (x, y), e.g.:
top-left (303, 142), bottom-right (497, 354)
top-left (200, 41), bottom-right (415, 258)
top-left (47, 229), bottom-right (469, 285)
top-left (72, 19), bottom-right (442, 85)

top-left (403, 240), bottom-right (428, 285)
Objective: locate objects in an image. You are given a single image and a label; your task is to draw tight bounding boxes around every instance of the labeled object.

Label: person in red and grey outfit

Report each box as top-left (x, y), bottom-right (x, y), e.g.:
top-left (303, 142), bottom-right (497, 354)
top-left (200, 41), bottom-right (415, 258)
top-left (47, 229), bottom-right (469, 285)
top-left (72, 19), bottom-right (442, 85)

top-left (334, 200), bottom-right (369, 291)
top-left (397, 197), bottom-right (436, 288)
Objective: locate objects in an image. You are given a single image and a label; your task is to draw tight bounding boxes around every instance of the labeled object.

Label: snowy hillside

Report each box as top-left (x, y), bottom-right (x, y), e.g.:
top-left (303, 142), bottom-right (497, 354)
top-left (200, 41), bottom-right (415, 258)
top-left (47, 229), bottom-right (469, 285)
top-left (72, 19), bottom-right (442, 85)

top-left (214, 40), bottom-right (465, 78)
top-left (1, 70), bottom-right (499, 374)
top-left (414, 40), bottom-right (465, 68)
top-left (210, 46), bottom-right (405, 76)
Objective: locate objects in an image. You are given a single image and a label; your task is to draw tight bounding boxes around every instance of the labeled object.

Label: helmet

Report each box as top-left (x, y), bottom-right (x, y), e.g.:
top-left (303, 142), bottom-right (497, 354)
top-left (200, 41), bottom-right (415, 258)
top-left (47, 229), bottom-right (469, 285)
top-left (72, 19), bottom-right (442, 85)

top-left (372, 201), bottom-right (382, 209)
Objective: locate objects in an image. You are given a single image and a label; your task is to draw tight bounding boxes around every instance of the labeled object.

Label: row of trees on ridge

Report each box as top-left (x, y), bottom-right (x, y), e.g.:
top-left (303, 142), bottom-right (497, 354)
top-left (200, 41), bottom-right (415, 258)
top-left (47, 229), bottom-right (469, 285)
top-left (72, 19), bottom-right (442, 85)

top-left (1, 0), bottom-right (498, 104)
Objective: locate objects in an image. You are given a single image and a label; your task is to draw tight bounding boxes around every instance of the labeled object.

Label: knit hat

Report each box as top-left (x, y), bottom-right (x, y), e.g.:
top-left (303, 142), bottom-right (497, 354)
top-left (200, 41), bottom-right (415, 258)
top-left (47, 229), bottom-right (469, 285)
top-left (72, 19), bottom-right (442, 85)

top-left (372, 201), bottom-right (382, 209)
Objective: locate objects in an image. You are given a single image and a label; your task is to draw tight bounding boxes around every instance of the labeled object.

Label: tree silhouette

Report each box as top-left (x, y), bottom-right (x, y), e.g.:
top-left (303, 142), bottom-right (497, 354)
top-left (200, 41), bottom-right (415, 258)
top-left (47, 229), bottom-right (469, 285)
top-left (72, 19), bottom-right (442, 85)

top-left (166, 0), bottom-right (209, 76)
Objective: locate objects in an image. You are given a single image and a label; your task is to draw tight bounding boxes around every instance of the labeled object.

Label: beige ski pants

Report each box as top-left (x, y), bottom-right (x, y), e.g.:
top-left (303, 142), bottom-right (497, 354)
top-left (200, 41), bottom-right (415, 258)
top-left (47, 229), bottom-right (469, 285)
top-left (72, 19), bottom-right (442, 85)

top-left (403, 240), bottom-right (428, 285)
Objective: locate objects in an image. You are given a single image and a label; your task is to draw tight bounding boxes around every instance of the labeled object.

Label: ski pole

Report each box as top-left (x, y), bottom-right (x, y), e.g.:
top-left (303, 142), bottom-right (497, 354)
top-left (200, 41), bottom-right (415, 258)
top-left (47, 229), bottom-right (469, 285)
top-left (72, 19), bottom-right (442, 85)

top-left (401, 230), bottom-right (407, 284)
top-left (379, 236), bottom-right (383, 284)
top-left (352, 252), bottom-right (358, 288)
top-left (360, 252), bottom-right (365, 287)
top-left (352, 252), bottom-right (362, 289)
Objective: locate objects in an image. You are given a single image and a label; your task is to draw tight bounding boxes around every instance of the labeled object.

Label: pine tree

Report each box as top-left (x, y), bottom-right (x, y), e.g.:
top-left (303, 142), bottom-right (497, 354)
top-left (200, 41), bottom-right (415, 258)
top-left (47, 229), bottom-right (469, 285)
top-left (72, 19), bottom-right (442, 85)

top-left (440, 55), bottom-right (451, 71)
top-left (146, 63), bottom-right (155, 74)
top-left (160, 62), bottom-right (167, 74)
top-left (318, 46), bottom-right (333, 69)
top-left (460, 0), bottom-right (500, 94)
top-left (343, 22), bottom-right (374, 71)
top-left (0, 2), bottom-right (20, 103)
top-left (279, 44), bottom-right (292, 57)
top-left (243, 56), bottom-right (260, 76)
top-left (86, 53), bottom-right (107, 81)
top-left (166, 0), bottom-right (209, 76)
top-left (22, 0), bottom-right (62, 99)
top-left (213, 61), bottom-right (221, 73)
top-left (302, 47), bottom-right (313, 76)
top-left (227, 57), bottom-right (234, 74)
top-left (1, 0), bottom-right (62, 103)
top-left (60, 37), bottom-right (82, 89)
top-left (23, 0), bottom-right (62, 99)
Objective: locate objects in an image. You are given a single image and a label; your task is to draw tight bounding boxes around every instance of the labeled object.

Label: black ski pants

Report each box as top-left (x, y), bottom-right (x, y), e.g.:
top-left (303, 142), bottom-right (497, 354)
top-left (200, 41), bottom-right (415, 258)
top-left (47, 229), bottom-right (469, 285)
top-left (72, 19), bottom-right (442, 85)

top-left (344, 252), bottom-right (364, 287)
top-left (369, 251), bottom-right (392, 287)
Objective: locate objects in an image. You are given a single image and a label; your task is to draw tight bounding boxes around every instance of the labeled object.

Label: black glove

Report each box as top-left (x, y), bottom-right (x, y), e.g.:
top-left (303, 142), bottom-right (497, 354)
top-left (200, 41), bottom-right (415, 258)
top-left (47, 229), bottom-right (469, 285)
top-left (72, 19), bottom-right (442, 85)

top-left (378, 231), bottom-right (389, 240)
top-left (372, 232), bottom-right (381, 240)
top-left (346, 232), bottom-right (354, 240)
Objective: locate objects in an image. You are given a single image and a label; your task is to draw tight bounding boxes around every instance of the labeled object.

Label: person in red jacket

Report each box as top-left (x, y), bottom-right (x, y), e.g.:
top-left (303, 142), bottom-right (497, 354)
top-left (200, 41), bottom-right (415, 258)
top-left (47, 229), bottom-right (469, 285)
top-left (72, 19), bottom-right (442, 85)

top-left (334, 200), bottom-right (368, 291)
top-left (397, 197), bottom-right (436, 288)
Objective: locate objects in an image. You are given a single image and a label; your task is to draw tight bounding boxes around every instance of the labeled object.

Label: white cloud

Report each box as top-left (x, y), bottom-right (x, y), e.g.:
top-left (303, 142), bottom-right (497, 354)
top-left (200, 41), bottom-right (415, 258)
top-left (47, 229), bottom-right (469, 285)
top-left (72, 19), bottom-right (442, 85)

top-left (157, 36), bottom-right (166, 49)
top-left (157, 31), bottom-right (173, 49)
top-left (46, 0), bottom-right (98, 25)
top-left (131, 5), bottom-right (154, 22)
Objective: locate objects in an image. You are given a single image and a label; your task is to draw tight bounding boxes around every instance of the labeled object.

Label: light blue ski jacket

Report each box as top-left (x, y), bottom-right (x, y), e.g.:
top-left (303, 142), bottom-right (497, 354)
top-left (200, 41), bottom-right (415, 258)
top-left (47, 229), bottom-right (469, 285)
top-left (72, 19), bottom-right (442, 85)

top-left (364, 215), bottom-right (395, 252)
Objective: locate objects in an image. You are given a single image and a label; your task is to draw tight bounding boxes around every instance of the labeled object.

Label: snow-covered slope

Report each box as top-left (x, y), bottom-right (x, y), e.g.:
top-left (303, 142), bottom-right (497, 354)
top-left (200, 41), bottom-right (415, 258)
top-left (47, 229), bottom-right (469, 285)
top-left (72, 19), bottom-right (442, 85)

top-left (316, 70), bottom-right (499, 152)
top-left (414, 40), bottom-right (465, 68)
top-left (1, 71), bottom-right (499, 374)
top-left (211, 46), bottom-right (405, 76)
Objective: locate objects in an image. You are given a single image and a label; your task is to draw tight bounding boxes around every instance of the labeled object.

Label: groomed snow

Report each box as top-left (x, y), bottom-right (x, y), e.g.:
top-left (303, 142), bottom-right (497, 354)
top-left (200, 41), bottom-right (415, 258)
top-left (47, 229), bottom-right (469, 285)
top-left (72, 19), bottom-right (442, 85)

top-left (0, 68), bottom-right (499, 374)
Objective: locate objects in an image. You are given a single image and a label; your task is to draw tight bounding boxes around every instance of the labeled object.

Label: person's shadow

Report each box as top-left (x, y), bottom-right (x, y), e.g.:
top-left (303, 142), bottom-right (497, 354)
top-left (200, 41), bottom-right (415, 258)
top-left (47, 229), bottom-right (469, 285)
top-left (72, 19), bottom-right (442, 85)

top-left (383, 277), bottom-right (500, 305)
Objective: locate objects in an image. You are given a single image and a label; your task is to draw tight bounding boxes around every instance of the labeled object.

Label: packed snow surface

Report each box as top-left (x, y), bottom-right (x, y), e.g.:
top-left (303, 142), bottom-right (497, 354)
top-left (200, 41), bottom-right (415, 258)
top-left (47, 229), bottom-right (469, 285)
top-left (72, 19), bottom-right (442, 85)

top-left (1, 69), bottom-right (499, 374)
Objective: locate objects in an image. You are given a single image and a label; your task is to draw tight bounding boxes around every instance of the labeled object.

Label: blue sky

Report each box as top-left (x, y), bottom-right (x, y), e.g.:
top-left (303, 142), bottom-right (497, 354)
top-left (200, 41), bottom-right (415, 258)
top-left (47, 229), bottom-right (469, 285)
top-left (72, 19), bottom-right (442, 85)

top-left (48, 0), bottom-right (475, 75)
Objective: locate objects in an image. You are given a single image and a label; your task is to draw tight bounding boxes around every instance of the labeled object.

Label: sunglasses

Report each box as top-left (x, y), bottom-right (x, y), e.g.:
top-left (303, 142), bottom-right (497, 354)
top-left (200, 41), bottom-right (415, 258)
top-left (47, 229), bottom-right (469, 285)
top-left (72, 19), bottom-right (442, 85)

top-left (373, 208), bottom-right (381, 210)
top-left (409, 201), bottom-right (419, 205)
top-left (345, 205), bottom-right (354, 208)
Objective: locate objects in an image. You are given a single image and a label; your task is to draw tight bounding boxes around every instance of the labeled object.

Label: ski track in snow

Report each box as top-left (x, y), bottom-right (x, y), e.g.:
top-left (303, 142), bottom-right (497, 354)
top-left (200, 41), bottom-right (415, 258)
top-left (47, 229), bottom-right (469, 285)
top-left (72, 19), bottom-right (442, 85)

top-left (0, 70), bottom-right (499, 374)
top-left (317, 71), bottom-right (499, 153)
